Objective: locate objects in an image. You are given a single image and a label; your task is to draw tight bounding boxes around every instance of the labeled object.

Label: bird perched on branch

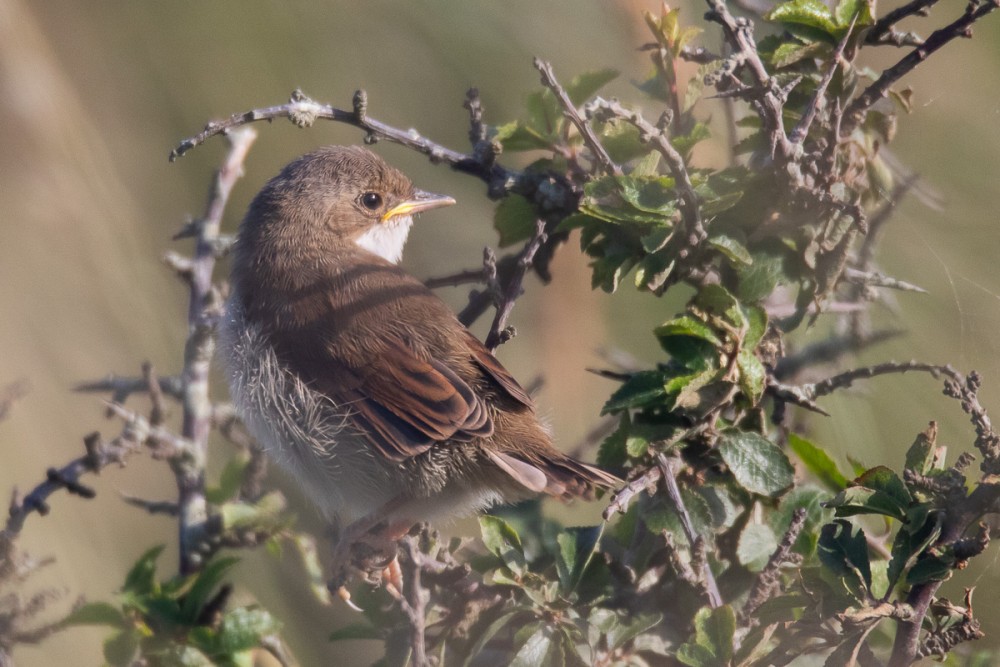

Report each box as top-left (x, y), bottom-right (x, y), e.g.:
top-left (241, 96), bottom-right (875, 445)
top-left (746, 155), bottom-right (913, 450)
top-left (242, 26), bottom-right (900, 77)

top-left (219, 145), bottom-right (617, 592)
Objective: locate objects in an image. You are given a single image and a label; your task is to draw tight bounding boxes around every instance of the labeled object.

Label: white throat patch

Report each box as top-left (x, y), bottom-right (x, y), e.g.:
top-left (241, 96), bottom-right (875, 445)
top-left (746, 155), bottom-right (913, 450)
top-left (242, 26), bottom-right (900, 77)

top-left (354, 215), bottom-right (414, 264)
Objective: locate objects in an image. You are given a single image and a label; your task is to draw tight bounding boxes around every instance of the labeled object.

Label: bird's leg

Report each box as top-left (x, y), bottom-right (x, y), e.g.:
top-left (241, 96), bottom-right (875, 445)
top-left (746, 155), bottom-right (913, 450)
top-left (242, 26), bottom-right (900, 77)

top-left (327, 497), bottom-right (414, 605)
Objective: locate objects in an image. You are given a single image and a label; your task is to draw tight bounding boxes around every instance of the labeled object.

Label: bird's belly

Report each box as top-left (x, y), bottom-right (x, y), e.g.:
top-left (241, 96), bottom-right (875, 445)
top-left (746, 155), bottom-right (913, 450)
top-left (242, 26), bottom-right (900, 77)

top-left (217, 301), bottom-right (395, 523)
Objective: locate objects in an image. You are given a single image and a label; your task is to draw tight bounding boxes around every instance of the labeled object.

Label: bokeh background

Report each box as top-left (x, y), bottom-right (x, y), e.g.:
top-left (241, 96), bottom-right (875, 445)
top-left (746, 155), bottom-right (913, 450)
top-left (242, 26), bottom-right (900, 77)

top-left (1, 0), bottom-right (998, 664)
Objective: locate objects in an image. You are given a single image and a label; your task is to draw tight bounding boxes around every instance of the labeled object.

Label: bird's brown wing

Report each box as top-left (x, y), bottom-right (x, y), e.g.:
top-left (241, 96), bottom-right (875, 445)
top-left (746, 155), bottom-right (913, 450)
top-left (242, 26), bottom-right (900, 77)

top-left (461, 330), bottom-right (534, 409)
top-left (314, 336), bottom-right (493, 461)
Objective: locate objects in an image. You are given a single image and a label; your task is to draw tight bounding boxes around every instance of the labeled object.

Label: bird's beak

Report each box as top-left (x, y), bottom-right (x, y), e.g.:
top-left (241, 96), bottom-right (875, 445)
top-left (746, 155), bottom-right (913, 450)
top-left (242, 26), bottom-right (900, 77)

top-left (381, 189), bottom-right (456, 222)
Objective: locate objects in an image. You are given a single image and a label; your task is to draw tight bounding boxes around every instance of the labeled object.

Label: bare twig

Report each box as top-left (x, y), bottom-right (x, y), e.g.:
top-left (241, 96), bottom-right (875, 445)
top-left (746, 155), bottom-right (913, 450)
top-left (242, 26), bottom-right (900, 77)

top-left (867, 0), bottom-right (940, 45)
top-left (603, 466), bottom-right (663, 520)
top-left (657, 454), bottom-right (722, 608)
top-left (844, 0), bottom-right (1000, 135)
top-left (703, 0), bottom-right (795, 162)
top-left (741, 509), bottom-right (807, 625)
top-left (807, 360), bottom-right (953, 400)
top-left (485, 219), bottom-right (548, 351)
top-left (534, 59), bottom-right (621, 176)
top-left (789, 18), bottom-right (855, 145)
top-left (172, 126), bottom-right (257, 574)
top-left (3, 432), bottom-right (133, 539)
top-left (398, 536), bottom-right (429, 667)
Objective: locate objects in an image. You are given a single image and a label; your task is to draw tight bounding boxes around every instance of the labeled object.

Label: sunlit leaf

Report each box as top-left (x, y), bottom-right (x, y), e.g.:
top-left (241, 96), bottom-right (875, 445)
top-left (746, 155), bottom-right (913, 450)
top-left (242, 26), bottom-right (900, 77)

top-left (718, 431), bottom-right (794, 497)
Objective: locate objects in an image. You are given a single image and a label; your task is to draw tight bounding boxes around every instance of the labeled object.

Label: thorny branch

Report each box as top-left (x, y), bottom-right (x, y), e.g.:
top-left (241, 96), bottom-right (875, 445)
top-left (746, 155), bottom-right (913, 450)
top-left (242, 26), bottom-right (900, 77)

top-left (484, 219), bottom-right (548, 352)
top-left (843, 0), bottom-right (1000, 135)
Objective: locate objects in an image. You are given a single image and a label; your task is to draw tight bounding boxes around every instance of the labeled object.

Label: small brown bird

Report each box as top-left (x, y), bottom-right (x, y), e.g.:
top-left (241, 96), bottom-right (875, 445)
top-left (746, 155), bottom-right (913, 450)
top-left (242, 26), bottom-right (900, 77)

top-left (219, 146), bottom-right (617, 580)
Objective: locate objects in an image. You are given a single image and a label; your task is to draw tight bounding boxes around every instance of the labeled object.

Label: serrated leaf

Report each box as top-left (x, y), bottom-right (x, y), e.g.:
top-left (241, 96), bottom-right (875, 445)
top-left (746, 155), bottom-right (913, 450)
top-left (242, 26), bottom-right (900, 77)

top-left (718, 430), bottom-right (795, 497)
top-left (601, 370), bottom-right (669, 413)
top-left (766, 0), bottom-right (839, 37)
top-left (737, 348), bottom-right (766, 405)
top-left (818, 519), bottom-right (872, 594)
top-left (904, 424), bottom-right (938, 477)
top-left (672, 122), bottom-right (711, 156)
top-left (566, 68), bottom-right (619, 105)
top-left (693, 284), bottom-right (745, 330)
top-left (656, 315), bottom-right (723, 346)
top-left (788, 433), bottom-right (849, 491)
top-left (597, 414), bottom-right (629, 469)
top-left (708, 235), bottom-right (753, 267)
top-left (495, 194), bottom-right (538, 247)
top-left (771, 40), bottom-right (827, 68)
top-left (479, 515), bottom-right (527, 576)
top-left (834, 0), bottom-right (875, 27)
top-left (62, 601), bottom-right (127, 629)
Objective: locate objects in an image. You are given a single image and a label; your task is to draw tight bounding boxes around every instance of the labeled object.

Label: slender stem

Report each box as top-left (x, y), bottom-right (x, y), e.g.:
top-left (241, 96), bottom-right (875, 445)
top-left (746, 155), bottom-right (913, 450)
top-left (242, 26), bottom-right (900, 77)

top-left (174, 127), bottom-right (256, 574)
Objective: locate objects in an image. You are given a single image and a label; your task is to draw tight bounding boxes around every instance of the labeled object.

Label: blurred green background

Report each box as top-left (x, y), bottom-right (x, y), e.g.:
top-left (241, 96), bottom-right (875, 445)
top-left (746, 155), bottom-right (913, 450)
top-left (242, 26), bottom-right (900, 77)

top-left (1, 0), bottom-right (998, 664)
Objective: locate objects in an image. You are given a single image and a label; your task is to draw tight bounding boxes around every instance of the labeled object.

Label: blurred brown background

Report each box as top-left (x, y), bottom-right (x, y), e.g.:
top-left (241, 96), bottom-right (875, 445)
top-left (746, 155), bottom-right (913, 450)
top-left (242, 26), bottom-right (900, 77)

top-left (1, 0), bottom-right (998, 664)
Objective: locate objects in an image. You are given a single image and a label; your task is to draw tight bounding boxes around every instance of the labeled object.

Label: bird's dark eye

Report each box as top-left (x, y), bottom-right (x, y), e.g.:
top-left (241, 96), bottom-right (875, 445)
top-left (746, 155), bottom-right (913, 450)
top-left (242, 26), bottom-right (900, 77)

top-left (360, 192), bottom-right (383, 210)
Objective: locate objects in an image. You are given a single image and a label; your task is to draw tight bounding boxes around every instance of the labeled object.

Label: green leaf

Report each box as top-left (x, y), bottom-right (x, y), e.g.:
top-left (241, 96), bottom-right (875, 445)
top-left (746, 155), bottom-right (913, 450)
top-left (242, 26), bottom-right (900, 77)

top-left (699, 191), bottom-right (743, 217)
top-left (180, 556), bottom-right (240, 623)
top-left (555, 213), bottom-right (602, 234)
top-left (695, 605), bottom-right (736, 662)
top-left (494, 194), bottom-right (538, 247)
top-left (904, 425), bottom-right (938, 477)
top-left (601, 370), bottom-right (668, 413)
top-left (826, 486), bottom-right (907, 521)
top-left (597, 414), bottom-right (629, 469)
top-left (906, 553), bottom-right (955, 585)
top-left (834, 0), bottom-right (875, 27)
top-left (707, 235), bottom-right (753, 267)
top-left (656, 315), bottom-right (723, 346)
top-left (607, 612), bottom-right (662, 651)
top-left (788, 433), bottom-right (849, 491)
top-left (738, 523), bottom-right (779, 571)
top-left (771, 40), bottom-right (827, 68)
top-left (462, 610), bottom-right (524, 667)
top-left (693, 284), bottom-right (746, 329)
top-left (736, 348), bottom-right (766, 405)
top-left (676, 642), bottom-right (717, 667)
top-left (62, 601), bottom-right (127, 629)
top-left (818, 519), bottom-right (872, 594)
top-left (205, 454), bottom-right (249, 504)
top-left (210, 607), bottom-right (281, 655)
top-left (493, 121), bottom-right (552, 152)
top-left (329, 622), bottom-right (382, 642)
top-left (737, 251), bottom-right (785, 303)
top-left (479, 515), bottom-right (527, 576)
top-left (123, 545), bottom-right (165, 596)
top-left (766, 0), bottom-right (839, 37)
top-left (670, 123), bottom-right (711, 157)
top-left (103, 629), bottom-right (140, 667)
top-left (526, 90), bottom-right (561, 136)
top-left (888, 510), bottom-right (942, 590)
top-left (566, 68), bottom-right (619, 105)
top-left (511, 625), bottom-right (564, 667)
top-left (718, 430), bottom-right (795, 497)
